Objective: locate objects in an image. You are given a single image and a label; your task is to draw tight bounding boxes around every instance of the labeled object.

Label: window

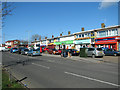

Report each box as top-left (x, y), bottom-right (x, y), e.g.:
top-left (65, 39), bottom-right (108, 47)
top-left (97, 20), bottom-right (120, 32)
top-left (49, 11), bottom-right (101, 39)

top-left (109, 30), bottom-right (111, 36)
top-left (88, 48), bottom-right (95, 51)
top-left (97, 31), bottom-right (106, 37)
top-left (76, 35), bottom-right (79, 38)
top-left (88, 33), bottom-right (90, 37)
top-left (82, 34), bottom-right (84, 37)
top-left (84, 33), bottom-right (88, 37)
top-left (97, 48), bottom-right (102, 51)
top-left (79, 34), bottom-right (81, 38)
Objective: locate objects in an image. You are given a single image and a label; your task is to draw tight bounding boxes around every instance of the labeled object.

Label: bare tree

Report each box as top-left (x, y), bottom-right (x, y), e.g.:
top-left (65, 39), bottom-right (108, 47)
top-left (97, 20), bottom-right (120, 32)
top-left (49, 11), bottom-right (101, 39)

top-left (31, 34), bottom-right (40, 41)
top-left (31, 34), bottom-right (47, 41)
top-left (1, 2), bottom-right (15, 26)
top-left (20, 40), bottom-right (28, 45)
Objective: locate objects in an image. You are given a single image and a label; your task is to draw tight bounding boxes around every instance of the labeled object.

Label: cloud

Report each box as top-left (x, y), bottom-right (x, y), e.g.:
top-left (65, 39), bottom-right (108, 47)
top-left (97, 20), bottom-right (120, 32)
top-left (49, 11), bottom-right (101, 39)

top-left (98, 0), bottom-right (118, 9)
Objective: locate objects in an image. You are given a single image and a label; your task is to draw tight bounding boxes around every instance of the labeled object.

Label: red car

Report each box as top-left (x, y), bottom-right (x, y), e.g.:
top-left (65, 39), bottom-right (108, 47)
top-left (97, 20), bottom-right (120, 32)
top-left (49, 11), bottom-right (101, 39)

top-left (57, 49), bottom-right (62, 54)
top-left (48, 49), bottom-right (61, 55)
top-left (43, 47), bottom-right (49, 52)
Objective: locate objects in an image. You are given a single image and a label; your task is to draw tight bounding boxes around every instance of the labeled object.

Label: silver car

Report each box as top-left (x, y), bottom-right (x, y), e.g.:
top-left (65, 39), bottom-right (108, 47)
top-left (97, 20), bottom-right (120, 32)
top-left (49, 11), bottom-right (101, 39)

top-left (86, 48), bottom-right (104, 58)
top-left (21, 48), bottom-right (29, 55)
top-left (27, 49), bottom-right (41, 56)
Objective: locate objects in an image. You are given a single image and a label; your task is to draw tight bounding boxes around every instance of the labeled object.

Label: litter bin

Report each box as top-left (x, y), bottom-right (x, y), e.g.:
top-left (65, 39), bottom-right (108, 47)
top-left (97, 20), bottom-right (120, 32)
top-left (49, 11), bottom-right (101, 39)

top-left (80, 48), bottom-right (87, 57)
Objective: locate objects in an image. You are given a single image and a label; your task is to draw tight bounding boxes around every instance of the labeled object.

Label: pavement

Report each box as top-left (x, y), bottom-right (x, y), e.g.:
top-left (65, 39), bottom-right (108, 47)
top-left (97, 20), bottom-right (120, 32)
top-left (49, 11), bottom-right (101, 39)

top-left (42, 53), bottom-right (119, 63)
top-left (2, 52), bottom-right (119, 88)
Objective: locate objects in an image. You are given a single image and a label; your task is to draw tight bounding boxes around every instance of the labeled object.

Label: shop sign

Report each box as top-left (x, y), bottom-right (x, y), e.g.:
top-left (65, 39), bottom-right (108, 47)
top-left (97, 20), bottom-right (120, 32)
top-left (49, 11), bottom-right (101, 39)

top-left (115, 37), bottom-right (120, 40)
top-left (74, 39), bottom-right (91, 44)
top-left (14, 41), bottom-right (19, 44)
top-left (75, 37), bottom-right (90, 40)
top-left (91, 36), bottom-right (95, 38)
top-left (48, 43), bottom-right (54, 45)
top-left (54, 40), bottom-right (74, 45)
top-left (119, 43), bottom-right (120, 51)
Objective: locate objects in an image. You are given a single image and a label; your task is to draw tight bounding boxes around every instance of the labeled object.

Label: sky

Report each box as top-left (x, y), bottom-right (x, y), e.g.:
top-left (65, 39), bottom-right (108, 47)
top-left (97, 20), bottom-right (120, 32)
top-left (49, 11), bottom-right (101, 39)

top-left (2, 2), bottom-right (118, 42)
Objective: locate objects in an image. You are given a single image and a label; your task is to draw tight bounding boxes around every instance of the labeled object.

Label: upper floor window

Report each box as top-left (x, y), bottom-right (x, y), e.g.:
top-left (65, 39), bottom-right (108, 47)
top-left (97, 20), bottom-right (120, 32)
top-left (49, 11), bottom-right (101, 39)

top-left (97, 28), bottom-right (118, 38)
top-left (79, 34), bottom-right (81, 38)
top-left (82, 34), bottom-right (84, 37)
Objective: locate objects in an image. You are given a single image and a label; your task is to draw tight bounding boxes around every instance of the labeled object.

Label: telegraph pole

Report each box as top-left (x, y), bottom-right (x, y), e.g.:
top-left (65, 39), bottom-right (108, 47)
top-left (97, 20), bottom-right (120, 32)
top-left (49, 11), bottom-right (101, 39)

top-left (3, 33), bottom-right (5, 44)
top-left (26, 30), bottom-right (32, 48)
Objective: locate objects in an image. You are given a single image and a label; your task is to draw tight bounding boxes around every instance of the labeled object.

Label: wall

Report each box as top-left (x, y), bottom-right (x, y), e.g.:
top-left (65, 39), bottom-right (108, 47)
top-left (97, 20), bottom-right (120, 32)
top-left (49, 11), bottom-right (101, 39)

top-left (60, 35), bottom-right (74, 41)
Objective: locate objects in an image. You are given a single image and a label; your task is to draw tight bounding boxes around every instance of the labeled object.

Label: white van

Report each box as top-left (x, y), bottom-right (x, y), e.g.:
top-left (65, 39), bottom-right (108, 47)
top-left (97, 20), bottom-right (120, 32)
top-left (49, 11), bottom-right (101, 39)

top-left (0, 47), bottom-right (9, 52)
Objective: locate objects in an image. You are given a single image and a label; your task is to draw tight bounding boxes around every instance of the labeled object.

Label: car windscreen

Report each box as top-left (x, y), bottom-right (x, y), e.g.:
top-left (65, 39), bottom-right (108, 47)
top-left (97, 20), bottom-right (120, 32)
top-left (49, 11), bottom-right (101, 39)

top-left (33, 49), bottom-right (39, 51)
top-left (71, 49), bottom-right (77, 51)
top-left (24, 49), bottom-right (29, 51)
top-left (88, 48), bottom-right (95, 51)
top-left (13, 48), bottom-right (17, 49)
top-left (97, 48), bottom-right (102, 51)
top-left (52, 49), bottom-right (57, 51)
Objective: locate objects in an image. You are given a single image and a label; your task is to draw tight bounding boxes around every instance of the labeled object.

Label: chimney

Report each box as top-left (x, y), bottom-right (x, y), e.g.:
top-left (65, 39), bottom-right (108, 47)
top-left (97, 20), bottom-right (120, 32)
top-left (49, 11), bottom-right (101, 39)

top-left (68, 31), bottom-right (71, 35)
top-left (81, 27), bottom-right (84, 31)
top-left (45, 37), bottom-right (47, 39)
top-left (101, 23), bottom-right (105, 28)
top-left (52, 35), bottom-right (54, 38)
top-left (39, 36), bottom-right (41, 41)
top-left (60, 33), bottom-right (62, 36)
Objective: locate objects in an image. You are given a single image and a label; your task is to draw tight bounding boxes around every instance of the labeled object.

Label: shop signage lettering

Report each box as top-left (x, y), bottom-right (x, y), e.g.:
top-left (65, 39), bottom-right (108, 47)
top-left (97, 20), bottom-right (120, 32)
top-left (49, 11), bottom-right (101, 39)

top-left (75, 37), bottom-right (90, 40)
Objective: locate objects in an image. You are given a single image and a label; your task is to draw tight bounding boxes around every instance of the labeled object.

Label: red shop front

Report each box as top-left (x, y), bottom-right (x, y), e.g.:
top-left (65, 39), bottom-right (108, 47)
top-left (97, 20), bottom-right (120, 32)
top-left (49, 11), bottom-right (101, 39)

top-left (95, 36), bottom-right (120, 51)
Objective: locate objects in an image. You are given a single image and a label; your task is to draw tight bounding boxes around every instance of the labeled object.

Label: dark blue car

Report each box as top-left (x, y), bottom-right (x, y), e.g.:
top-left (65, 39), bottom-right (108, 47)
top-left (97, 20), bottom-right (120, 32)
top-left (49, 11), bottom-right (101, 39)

top-left (102, 48), bottom-right (120, 56)
top-left (10, 48), bottom-right (18, 53)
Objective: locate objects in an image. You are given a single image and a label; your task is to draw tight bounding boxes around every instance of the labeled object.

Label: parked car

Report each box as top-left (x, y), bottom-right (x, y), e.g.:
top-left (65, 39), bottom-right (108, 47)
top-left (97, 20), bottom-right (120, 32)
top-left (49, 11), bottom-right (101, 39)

top-left (52, 49), bottom-right (61, 55)
top-left (0, 47), bottom-right (9, 52)
top-left (27, 49), bottom-right (41, 56)
top-left (43, 47), bottom-right (49, 52)
top-left (68, 49), bottom-right (80, 56)
top-left (10, 48), bottom-right (18, 53)
top-left (103, 48), bottom-right (120, 56)
top-left (21, 48), bottom-right (29, 55)
top-left (18, 47), bottom-right (26, 54)
top-left (57, 49), bottom-right (62, 54)
top-left (47, 48), bottom-right (53, 54)
top-left (86, 48), bottom-right (104, 58)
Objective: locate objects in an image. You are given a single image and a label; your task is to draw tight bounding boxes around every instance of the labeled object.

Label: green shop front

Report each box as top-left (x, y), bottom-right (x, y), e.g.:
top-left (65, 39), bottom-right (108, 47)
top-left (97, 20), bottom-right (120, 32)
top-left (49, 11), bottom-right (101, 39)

top-left (74, 39), bottom-right (91, 50)
top-left (54, 40), bottom-right (74, 49)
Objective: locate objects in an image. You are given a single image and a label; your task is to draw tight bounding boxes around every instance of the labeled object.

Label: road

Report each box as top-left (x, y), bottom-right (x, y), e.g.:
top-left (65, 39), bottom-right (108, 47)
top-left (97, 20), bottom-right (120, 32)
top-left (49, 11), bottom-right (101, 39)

top-left (2, 52), bottom-right (119, 88)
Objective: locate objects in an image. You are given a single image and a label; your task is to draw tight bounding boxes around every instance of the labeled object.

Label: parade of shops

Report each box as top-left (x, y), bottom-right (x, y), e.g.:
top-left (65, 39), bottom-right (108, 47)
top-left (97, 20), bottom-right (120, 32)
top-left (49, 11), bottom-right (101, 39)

top-left (5, 25), bottom-right (120, 51)
top-left (36, 25), bottom-right (120, 51)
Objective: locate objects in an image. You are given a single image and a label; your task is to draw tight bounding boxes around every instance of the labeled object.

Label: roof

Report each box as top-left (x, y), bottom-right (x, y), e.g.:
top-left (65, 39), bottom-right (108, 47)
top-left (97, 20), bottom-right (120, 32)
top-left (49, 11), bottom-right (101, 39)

top-left (5, 40), bottom-right (20, 43)
top-left (73, 25), bottom-right (120, 35)
top-left (34, 25), bottom-right (120, 42)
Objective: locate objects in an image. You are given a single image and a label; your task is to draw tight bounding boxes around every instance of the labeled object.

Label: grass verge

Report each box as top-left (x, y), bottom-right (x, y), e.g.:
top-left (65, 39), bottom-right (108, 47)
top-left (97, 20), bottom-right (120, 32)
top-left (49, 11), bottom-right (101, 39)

top-left (2, 70), bottom-right (26, 89)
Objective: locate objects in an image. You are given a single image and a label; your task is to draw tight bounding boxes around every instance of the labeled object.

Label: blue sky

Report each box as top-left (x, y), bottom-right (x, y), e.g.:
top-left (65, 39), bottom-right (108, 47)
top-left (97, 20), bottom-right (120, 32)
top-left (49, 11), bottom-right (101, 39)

top-left (2, 2), bottom-right (118, 42)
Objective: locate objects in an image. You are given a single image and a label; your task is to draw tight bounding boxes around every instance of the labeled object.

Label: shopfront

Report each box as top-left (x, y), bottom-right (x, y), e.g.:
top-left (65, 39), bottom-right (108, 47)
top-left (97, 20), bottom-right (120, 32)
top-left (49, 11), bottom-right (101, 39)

top-left (54, 40), bottom-right (74, 49)
top-left (95, 36), bottom-right (120, 51)
top-left (74, 39), bottom-right (91, 51)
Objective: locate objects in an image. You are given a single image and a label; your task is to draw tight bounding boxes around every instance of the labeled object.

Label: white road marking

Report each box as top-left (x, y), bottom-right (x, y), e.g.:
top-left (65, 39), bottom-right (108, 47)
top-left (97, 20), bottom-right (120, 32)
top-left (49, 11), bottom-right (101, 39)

top-left (32, 63), bottom-right (50, 69)
top-left (64, 71), bottom-right (119, 87)
top-left (47, 60), bottom-right (55, 63)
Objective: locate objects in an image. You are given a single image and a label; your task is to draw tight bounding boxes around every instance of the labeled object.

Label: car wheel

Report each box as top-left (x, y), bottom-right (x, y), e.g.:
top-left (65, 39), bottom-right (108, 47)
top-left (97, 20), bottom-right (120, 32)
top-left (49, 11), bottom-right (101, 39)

top-left (114, 53), bottom-right (117, 56)
top-left (92, 54), bottom-right (95, 58)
